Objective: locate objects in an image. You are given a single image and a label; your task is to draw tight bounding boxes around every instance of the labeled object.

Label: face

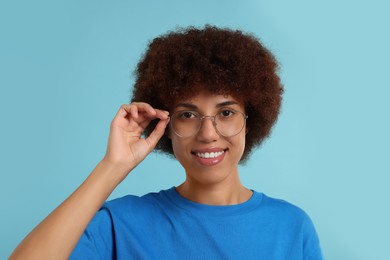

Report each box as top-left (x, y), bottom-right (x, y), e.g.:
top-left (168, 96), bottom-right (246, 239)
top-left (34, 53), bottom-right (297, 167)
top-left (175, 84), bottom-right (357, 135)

top-left (169, 91), bottom-right (247, 186)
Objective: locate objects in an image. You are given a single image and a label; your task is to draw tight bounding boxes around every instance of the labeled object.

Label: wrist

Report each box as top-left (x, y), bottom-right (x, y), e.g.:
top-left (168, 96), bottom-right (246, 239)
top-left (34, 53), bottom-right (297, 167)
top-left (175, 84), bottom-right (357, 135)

top-left (97, 158), bottom-right (134, 185)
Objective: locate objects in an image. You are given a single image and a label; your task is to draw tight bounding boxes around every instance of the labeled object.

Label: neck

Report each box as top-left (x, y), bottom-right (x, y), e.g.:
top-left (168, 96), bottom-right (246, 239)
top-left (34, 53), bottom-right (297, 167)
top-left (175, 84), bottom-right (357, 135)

top-left (176, 175), bottom-right (252, 205)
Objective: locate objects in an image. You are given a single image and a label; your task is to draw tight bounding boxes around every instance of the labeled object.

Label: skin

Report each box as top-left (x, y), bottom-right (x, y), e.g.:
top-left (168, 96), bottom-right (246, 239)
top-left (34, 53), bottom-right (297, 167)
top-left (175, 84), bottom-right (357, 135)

top-left (10, 103), bottom-right (169, 260)
top-left (10, 92), bottom-right (252, 259)
top-left (172, 91), bottom-right (252, 205)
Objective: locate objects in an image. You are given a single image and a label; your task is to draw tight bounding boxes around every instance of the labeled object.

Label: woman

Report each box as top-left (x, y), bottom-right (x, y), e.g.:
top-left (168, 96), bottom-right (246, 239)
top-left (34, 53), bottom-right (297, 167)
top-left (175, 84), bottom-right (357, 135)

top-left (10, 25), bottom-right (323, 259)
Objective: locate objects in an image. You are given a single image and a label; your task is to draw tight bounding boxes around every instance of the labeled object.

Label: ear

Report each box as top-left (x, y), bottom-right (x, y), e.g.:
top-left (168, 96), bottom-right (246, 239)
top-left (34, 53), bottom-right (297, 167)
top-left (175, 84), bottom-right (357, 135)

top-left (245, 126), bottom-right (249, 135)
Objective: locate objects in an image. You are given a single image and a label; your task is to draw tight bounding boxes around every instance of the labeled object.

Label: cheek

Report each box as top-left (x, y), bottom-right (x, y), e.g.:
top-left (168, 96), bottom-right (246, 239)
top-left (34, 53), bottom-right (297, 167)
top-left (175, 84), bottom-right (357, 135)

top-left (171, 136), bottom-right (188, 158)
top-left (239, 138), bottom-right (246, 156)
top-left (232, 133), bottom-right (246, 158)
top-left (171, 136), bottom-right (179, 156)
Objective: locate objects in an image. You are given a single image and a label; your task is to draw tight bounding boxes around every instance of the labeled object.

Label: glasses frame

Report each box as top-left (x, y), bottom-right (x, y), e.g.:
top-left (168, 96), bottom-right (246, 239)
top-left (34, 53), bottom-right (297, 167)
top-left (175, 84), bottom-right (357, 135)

top-left (169, 110), bottom-right (248, 138)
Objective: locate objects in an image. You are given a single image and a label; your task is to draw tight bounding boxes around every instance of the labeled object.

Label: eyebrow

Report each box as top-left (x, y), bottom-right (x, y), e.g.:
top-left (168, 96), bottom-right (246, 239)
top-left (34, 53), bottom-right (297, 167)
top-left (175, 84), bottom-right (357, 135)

top-left (174, 101), bottom-right (239, 109)
top-left (216, 101), bottom-right (240, 108)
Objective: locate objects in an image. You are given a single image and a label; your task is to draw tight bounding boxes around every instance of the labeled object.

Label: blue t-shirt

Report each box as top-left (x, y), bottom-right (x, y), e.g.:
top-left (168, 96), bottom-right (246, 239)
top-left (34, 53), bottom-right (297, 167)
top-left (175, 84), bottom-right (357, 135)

top-left (71, 187), bottom-right (323, 259)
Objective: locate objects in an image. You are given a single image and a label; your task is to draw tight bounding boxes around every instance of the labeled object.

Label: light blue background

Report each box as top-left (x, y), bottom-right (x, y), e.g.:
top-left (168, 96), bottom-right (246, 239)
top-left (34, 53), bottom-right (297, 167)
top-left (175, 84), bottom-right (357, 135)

top-left (1, 0), bottom-right (389, 259)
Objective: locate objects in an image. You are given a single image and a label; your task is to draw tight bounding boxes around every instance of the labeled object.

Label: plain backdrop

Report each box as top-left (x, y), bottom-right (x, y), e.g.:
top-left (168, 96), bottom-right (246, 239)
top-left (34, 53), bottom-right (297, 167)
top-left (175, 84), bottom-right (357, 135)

top-left (1, 0), bottom-right (389, 259)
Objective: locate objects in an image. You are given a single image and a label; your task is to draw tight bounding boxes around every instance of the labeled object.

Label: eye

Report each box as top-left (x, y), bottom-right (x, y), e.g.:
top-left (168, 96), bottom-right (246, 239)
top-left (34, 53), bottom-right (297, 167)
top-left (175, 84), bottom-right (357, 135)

top-left (179, 111), bottom-right (197, 119)
top-left (219, 109), bottom-right (236, 117)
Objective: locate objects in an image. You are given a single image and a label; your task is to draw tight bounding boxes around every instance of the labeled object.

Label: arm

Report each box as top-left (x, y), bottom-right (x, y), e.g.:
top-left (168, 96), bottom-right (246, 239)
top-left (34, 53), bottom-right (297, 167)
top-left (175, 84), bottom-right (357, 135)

top-left (9, 103), bottom-right (169, 260)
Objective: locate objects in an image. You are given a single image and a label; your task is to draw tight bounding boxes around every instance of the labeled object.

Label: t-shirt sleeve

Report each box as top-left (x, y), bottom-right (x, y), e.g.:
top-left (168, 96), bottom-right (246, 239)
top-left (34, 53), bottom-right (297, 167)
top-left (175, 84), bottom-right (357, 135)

top-left (302, 215), bottom-right (324, 260)
top-left (69, 208), bottom-right (114, 260)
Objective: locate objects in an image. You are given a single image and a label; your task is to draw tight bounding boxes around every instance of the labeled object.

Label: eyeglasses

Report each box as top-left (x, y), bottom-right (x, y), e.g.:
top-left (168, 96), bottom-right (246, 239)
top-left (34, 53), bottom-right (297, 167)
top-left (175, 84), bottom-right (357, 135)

top-left (169, 109), bottom-right (248, 138)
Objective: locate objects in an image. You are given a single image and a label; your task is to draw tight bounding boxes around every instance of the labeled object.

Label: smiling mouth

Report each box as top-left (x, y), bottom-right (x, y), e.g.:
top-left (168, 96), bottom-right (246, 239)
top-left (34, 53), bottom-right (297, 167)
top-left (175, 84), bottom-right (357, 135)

top-left (191, 149), bottom-right (228, 166)
top-left (191, 149), bottom-right (228, 158)
top-left (195, 151), bottom-right (224, 159)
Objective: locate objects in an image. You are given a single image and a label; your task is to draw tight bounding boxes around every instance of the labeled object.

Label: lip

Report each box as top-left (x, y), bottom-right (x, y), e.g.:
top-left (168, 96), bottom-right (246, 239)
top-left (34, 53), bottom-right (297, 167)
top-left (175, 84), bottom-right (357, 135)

top-left (191, 147), bottom-right (228, 166)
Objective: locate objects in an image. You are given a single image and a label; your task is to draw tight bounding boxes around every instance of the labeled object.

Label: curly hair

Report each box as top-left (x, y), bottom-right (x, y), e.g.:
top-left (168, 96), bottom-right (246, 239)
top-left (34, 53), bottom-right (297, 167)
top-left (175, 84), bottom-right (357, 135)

top-left (131, 25), bottom-right (283, 162)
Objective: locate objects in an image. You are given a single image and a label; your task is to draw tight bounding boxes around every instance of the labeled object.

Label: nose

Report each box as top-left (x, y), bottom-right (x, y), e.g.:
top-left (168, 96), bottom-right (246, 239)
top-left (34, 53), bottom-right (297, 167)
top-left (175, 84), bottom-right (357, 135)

top-left (196, 116), bottom-right (219, 142)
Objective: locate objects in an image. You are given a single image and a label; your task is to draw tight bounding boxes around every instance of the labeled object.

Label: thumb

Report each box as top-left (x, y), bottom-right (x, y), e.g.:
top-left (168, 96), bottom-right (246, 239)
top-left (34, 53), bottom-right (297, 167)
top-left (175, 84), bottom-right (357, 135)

top-left (144, 118), bottom-right (170, 150)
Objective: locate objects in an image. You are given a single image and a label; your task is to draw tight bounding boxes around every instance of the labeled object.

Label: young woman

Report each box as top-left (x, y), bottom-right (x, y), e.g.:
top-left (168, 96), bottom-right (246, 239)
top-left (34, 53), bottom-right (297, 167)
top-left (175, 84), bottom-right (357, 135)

top-left (10, 26), bottom-right (323, 259)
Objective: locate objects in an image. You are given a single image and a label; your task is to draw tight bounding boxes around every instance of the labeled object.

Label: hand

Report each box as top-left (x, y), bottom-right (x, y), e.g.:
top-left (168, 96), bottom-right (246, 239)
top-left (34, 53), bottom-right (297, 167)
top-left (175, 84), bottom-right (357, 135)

top-left (9, 102), bottom-right (169, 260)
top-left (103, 102), bottom-right (169, 173)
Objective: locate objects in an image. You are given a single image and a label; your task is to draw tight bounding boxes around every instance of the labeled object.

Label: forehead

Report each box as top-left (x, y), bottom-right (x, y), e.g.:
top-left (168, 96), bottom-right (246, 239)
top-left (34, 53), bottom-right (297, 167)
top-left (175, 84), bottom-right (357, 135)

top-left (173, 91), bottom-right (244, 110)
top-left (166, 83), bottom-right (246, 108)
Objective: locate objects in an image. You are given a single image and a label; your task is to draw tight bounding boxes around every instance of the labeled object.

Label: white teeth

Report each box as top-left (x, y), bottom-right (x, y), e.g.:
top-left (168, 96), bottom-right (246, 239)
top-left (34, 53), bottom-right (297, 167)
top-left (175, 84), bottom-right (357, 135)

top-left (196, 151), bottom-right (224, 159)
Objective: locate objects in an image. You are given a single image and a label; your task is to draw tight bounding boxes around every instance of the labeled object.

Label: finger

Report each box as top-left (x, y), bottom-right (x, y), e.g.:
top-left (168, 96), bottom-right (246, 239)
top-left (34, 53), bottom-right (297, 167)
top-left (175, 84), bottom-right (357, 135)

top-left (116, 104), bottom-right (142, 120)
top-left (137, 108), bottom-right (169, 129)
top-left (137, 117), bottom-right (154, 130)
top-left (154, 109), bottom-right (170, 120)
top-left (129, 104), bottom-right (139, 119)
top-left (115, 103), bottom-right (167, 124)
top-left (130, 106), bottom-right (168, 124)
top-left (144, 118), bottom-right (170, 149)
top-left (116, 103), bottom-right (149, 119)
top-left (132, 102), bottom-right (157, 117)
top-left (116, 104), bottom-right (131, 118)
top-left (111, 105), bottom-right (132, 128)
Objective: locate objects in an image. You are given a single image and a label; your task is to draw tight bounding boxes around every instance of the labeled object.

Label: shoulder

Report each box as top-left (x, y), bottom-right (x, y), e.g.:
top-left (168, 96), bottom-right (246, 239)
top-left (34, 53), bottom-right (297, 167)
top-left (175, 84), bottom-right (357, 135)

top-left (100, 188), bottom-right (171, 218)
top-left (261, 193), bottom-right (305, 212)
top-left (254, 192), bottom-right (323, 259)
top-left (255, 192), bottom-right (315, 226)
top-left (103, 192), bottom-right (156, 209)
top-left (257, 192), bottom-right (322, 244)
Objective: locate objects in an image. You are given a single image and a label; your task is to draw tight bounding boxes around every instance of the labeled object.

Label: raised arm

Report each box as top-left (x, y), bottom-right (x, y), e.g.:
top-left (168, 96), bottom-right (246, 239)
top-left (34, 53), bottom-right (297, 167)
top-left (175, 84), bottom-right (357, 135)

top-left (9, 103), bottom-right (169, 260)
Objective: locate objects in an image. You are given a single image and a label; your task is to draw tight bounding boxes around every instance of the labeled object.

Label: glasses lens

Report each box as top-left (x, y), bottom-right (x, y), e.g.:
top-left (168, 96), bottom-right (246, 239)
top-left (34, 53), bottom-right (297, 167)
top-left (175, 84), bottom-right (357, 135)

top-left (170, 110), bottom-right (246, 138)
top-left (171, 111), bottom-right (200, 137)
top-left (215, 111), bottom-right (246, 137)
